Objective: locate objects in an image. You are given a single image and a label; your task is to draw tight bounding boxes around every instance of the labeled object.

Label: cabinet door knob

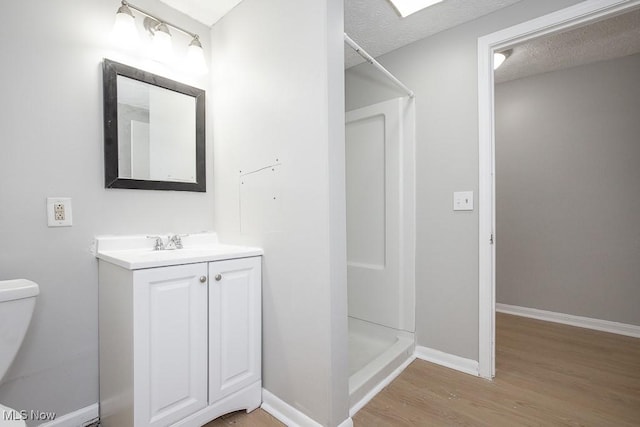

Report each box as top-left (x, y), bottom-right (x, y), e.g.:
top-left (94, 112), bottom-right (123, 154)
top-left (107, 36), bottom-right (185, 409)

top-left (199, 276), bottom-right (207, 283)
top-left (214, 274), bottom-right (222, 281)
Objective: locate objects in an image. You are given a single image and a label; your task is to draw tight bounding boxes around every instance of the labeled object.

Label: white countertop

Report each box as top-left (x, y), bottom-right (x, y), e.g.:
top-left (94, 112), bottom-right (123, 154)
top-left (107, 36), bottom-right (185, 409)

top-left (94, 232), bottom-right (263, 270)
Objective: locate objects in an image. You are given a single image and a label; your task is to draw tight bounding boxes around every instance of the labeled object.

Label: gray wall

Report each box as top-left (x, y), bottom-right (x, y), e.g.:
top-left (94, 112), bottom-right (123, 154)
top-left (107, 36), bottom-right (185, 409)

top-left (0, 0), bottom-right (212, 424)
top-left (345, 0), bottom-right (583, 360)
top-left (211, 0), bottom-right (349, 426)
top-left (496, 53), bottom-right (640, 326)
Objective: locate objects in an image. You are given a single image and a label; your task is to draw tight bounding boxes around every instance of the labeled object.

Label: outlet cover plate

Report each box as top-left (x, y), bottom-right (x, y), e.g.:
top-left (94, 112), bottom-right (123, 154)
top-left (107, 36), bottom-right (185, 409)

top-left (453, 191), bottom-right (473, 211)
top-left (47, 197), bottom-right (72, 227)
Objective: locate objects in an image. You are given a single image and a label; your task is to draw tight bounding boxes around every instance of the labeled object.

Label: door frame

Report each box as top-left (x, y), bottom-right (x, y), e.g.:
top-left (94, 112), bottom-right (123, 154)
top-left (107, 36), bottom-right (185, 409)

top-left (477, 0), bottom-right (640, 379)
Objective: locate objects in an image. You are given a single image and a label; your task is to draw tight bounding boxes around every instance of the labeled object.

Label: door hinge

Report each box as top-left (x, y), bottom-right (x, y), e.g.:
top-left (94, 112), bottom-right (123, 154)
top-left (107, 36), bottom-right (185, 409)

top-left (490, 233), bottom-right (494, 245)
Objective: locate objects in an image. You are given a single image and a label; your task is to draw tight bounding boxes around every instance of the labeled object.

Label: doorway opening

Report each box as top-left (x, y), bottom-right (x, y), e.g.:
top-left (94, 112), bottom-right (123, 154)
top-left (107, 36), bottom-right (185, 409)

top-left (478, 0), bottom-right (640, 378)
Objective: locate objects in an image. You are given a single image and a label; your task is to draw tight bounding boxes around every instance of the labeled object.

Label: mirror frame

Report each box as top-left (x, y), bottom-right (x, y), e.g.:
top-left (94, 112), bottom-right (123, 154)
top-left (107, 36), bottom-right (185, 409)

top-left (102, 59), bottom-right (206, 192)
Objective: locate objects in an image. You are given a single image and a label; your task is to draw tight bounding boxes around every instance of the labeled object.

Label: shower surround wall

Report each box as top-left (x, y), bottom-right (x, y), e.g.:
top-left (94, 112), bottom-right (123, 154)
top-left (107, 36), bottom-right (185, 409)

top-left (345, 96), bottom-right (415, 411)
top-left (0, 0), bottom-right (212, 425)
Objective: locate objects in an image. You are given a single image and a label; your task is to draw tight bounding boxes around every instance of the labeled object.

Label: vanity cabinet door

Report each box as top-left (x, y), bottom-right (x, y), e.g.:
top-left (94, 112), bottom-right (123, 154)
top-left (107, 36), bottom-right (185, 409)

top-left (209, 257), bottom-right (262, 403)
top-left (133, 263), bottom-right (208, 427)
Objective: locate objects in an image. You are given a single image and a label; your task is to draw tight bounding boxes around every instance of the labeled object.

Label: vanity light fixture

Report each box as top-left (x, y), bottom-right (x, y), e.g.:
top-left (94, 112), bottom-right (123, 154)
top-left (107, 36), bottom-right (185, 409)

top-left (112, 1), bottom-right (139, 46)
top-left (494, 49), bottom-right (512, 70)
top-left (111, 0), bottom-right (208, 74)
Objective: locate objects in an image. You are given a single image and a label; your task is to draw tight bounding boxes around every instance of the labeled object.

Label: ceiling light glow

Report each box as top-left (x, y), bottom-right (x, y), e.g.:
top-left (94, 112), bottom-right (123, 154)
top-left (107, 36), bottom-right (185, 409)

top-left (187, 36), bottom-right (208, 75)
top-left (150, 22), bottom-right (173, 62)
top-left (493, 49), bottom-right (513, 70)
top-left (388, 0), bottom-right (444, 18)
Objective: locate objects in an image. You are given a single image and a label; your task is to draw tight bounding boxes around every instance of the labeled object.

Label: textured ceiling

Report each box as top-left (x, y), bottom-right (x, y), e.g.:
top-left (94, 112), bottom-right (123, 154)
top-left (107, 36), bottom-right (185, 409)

top-left (158, 0), bottom-right (640, 82)
top-left (495, 7), bottom-right (640, 83)
top-left (163, 0), bottom-right (523, 66)
top-left (344, 0), bottom-right (523, 68)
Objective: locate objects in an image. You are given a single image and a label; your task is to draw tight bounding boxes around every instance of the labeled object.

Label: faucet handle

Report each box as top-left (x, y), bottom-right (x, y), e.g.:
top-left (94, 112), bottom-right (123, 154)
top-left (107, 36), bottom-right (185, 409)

top-left (170, 234), bottom-right (188, 249)
top-left (146, 235), bottom-right (165, 251)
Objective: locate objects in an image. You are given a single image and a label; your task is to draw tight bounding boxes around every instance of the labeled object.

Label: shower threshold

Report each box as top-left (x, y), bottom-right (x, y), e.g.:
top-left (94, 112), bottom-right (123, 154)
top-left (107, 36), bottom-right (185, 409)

top-left (348, 317), bottom-right (415, 416)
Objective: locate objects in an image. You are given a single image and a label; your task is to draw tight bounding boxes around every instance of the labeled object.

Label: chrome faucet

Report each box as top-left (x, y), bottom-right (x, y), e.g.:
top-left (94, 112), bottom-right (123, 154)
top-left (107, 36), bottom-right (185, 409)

top-left (147, 234), bottom-right (186, 251)
top-left (165, 234), bottom-right (182, 250)
top-left (147, 235), bottom-right (166, 251)
top-left (170, 234), bottom-right (184, 249)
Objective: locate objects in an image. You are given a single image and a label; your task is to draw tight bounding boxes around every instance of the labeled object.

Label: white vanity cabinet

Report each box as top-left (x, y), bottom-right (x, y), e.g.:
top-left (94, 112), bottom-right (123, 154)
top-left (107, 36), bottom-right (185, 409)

top-left (136, 263), bottom-right (208, 427)
top-left (208, 257), bottom-right (261, 404)
top-left (96, 233), bottom-right (262, 427)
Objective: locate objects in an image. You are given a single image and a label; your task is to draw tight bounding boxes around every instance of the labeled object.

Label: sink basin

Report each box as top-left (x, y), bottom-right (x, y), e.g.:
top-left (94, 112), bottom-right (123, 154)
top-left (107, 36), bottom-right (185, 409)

top-left (94, 233), bottom-right (262, 270)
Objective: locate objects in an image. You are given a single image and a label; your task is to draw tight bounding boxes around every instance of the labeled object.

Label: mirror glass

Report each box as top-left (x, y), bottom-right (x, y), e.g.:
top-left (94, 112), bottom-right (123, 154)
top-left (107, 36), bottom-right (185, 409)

top-left (117, 76), bottom-right (196, 182)
top-left (103, 59), bottom-right (205, 191)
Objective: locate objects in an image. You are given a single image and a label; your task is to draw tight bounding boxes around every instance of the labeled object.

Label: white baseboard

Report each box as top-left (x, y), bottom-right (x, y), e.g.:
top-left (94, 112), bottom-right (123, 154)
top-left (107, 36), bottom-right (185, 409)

top-left (39, 392), bottom-right (353, 427)
top-left (262, 389), bottom-right (352, 427)
top-left (496, 303), bottom-right (640, 338)
top-left (414, 346), bottom-right (479, 377)
top-left (38, 403), bottom-right (98, 427)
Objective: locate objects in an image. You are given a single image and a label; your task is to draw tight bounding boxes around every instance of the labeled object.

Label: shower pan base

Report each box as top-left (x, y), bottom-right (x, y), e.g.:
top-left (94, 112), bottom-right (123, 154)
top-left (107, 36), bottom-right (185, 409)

top-left (348, 317), bottom-right (414, 415)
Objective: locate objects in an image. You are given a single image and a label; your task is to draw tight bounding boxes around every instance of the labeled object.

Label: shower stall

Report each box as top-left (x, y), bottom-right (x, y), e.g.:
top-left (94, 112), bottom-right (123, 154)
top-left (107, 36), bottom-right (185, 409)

top-left (345, 90), bottom-right (416, 414)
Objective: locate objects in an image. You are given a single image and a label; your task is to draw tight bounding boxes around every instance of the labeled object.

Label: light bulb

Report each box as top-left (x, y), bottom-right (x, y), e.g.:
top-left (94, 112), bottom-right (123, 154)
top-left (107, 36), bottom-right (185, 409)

top-left (187, 37), bottom-right (208, 75)
top-left (494, 52), bottom-right (506, 70)
top-left (111, 3), bottom-right (139, 47)
top-left (151, 23), bottom-right (173, 62)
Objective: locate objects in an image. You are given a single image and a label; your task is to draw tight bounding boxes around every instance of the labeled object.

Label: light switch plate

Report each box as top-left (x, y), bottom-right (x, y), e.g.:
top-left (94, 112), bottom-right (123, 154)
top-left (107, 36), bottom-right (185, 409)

top-left (453, 191), bottom-right (473, 211)
top-left (47, 197), bottom-right (73, 227)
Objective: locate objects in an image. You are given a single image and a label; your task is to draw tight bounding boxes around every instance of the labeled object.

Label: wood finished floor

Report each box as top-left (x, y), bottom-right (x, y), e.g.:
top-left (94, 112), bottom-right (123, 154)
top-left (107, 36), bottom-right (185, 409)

top-left (203, 313), bottom-right (640, 426)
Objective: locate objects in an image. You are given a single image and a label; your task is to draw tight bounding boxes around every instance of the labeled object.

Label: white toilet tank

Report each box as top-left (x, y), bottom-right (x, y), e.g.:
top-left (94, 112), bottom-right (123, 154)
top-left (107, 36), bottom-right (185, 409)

top-left (0, 279), bottom-right (39, 381)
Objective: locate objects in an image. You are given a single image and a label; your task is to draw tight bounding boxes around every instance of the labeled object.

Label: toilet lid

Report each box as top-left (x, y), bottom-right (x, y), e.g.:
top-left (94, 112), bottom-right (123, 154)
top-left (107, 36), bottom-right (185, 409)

top-left (0, 279), bottom-right (39, 303)
top-left (0, 404), bottom-right (26, 426)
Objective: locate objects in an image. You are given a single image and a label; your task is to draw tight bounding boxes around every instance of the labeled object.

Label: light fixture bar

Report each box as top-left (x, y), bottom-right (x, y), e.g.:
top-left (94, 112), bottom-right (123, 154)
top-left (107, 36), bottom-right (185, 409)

top-left (121, 0), bottom-right (199, 40)
top-left (344, 33), bottom-right (415, 98)
top-left (113, 0), bottom-right (207, 74)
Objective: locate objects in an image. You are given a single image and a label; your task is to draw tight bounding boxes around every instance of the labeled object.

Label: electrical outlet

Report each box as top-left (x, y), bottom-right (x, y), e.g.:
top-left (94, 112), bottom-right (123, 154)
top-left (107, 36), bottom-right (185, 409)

top-left (54, 202), bottom-right (65, 221)
top-left (47, 198), bottom-right (72, 227)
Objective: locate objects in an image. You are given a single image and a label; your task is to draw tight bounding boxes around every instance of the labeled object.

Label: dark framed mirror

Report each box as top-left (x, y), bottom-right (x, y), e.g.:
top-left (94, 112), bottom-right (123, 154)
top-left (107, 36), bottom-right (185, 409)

top-left (102, 59), bottom-right (206, 191)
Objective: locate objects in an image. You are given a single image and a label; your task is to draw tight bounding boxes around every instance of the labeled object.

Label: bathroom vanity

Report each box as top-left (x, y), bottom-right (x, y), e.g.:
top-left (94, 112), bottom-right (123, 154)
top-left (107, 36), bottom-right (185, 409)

top-left (95, 233), bottom-right (262, 427)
